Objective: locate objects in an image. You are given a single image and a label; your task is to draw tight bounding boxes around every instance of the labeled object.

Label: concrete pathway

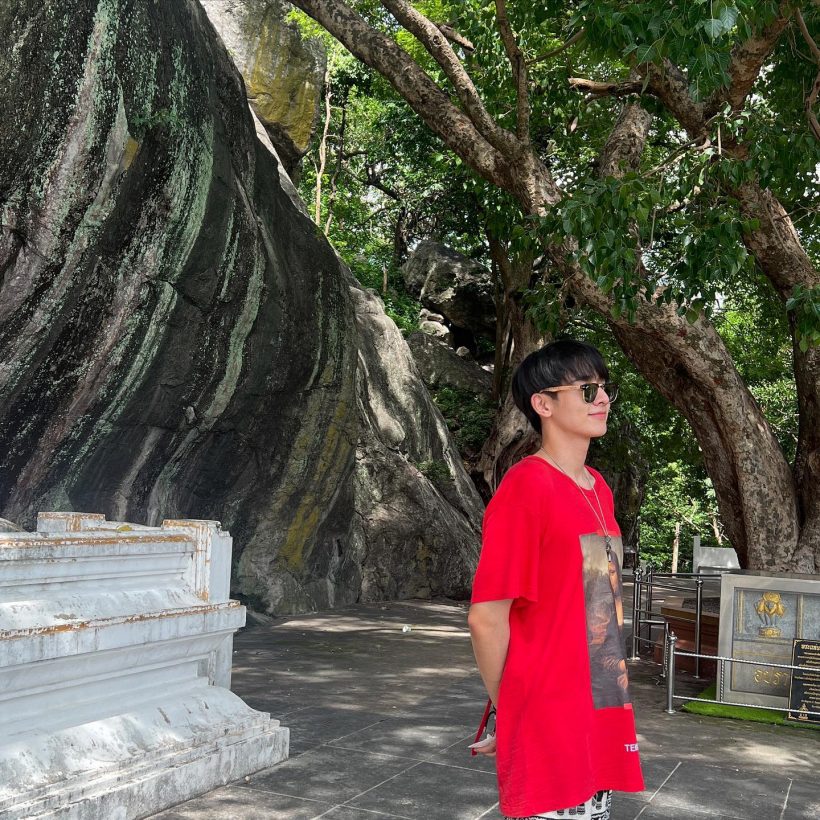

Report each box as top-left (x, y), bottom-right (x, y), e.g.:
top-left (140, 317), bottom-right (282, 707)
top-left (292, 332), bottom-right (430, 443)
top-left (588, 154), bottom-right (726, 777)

top-left (151, 596), bottom-right (819, 820)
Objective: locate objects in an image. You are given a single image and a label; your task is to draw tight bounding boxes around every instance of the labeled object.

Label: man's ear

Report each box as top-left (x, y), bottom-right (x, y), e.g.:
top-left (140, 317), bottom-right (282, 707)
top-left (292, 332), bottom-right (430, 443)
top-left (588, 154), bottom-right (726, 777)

top-left (530, 392), bottom-right (552, 423)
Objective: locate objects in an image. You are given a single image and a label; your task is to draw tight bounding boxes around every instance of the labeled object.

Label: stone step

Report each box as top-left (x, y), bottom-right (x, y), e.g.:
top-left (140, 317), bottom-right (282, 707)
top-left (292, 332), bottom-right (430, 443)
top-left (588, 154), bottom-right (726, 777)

top-left (0, 602), bottom-right (245, 735)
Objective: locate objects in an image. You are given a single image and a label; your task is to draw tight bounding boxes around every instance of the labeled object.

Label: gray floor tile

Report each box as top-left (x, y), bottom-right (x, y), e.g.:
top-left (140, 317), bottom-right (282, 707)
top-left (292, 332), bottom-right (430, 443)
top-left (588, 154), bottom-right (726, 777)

top-left (629, 757), bottom-right (682, 801)
top-left (782, 778), bottom-right (820, 819)
top-left (609, 795), bottom-right (649, 820)
top-left (150, 785), bottom-right (331, 819)
top-left (327, 716), bottom-right (477, 758)
top-left (652, 761), bottom-right (790, 815)
top-left (313, 806), bottom-right (413, 819)
top-left (231, 689), bottom-right (311, 718)
top-left (278, 704), bottom-right (391, 753)
top-left (345, 760), bottom-right (498, 820)
top-left (630, 801), bottom-right (740, 819)
top-left (239, 745), bottom-right (415, 804)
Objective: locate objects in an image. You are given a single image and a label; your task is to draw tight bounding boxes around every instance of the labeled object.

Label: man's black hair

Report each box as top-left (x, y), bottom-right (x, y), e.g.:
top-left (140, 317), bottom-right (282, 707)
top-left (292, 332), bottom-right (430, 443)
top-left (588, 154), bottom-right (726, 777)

top-left (512, 339), bottom-right (609, 432)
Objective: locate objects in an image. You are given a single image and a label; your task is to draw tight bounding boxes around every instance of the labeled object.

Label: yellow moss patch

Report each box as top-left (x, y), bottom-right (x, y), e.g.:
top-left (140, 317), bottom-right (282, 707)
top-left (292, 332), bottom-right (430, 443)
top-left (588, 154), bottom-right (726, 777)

top-left (278, 393), bottom-right (353, 570)
top-left (121, 136), bottom-right (140, 171)
top-left (244, 15), bottom-right (319, 153)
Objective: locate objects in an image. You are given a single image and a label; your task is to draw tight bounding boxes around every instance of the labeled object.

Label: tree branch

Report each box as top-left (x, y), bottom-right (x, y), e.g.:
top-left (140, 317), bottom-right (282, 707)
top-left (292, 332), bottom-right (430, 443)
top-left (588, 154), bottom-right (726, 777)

top-left (643, 59), bottom-right (708, 136)
top-left (735, 182), bottom-right (819, 297)
top-left (289, 0), bottom-right (518, 191)
top-left (494, 0), bottom-right (530, 142)
top-left (705, 3), bottom-right (792, 118)
top-left (363, 164), bottom-right (402, 201)
top-left (598, 100), bottom-right (653, 178)
top-left (568, 77), bottom-right (643, 99)
top-left (795, 7), bottom-right (820, 140)
top-left (380, 0), bottom-right (519, 154)
top-left (436, 23), bottom-right (474, 53)
top-left (527, 29), bottom-right (586, 66)
top-left (314, 68), bottom-right (332, 227)
top-left (642, 135), bottom-right (712, 178)
top-left (645, 6), bottom-right (791, 131)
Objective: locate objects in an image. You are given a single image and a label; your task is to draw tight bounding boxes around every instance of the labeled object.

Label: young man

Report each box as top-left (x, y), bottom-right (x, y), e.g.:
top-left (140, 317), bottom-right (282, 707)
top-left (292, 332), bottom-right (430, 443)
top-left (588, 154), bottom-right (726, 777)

top-left (468, 339), bottom-right (644, 820)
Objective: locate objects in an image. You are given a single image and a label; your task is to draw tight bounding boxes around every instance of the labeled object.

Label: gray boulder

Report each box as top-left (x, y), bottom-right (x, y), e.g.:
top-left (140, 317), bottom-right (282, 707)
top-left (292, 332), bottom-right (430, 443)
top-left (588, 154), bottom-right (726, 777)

top-left (419, 319), bottom-right (451, 343)
top-left (402, 242), bottom-right (496, 338)
top-left (407, 333), bottom-right (493, 396)
top-left (0, 0), bottom-right (481, 615)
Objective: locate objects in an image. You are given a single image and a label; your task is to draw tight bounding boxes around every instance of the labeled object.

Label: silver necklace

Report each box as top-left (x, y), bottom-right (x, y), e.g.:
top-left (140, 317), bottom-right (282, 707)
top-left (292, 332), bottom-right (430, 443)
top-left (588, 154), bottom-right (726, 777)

top-left (538, 448), bottom-right (613, 557)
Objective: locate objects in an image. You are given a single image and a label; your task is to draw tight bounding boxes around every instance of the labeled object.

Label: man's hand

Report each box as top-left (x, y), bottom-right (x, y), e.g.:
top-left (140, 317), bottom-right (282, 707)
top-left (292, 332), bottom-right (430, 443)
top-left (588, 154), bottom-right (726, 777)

top-left (468, 733), bottom-right (497, 757)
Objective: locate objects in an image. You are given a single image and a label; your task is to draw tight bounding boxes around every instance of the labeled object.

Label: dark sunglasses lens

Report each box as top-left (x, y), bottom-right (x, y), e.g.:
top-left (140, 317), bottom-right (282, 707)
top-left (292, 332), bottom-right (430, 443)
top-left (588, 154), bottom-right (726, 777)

top-left (582, 383), bottom-right (619, 402)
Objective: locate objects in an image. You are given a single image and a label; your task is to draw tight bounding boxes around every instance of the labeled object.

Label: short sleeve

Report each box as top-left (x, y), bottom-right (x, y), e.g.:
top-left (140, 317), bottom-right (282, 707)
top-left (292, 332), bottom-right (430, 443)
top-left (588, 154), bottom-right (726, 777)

top-left (471, 500), bottom-right (542, 604)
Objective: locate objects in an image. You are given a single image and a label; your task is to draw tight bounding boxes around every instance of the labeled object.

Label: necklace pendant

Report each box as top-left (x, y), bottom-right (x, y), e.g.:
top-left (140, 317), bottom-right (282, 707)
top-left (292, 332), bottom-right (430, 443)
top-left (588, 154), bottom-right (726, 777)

top-left (604, 536), bottom-right (612, 556)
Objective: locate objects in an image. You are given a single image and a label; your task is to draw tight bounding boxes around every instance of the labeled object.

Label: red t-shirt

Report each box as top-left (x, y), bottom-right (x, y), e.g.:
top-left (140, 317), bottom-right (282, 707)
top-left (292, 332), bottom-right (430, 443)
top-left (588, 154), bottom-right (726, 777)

top-left (471, 456), bottom-right (644, 817)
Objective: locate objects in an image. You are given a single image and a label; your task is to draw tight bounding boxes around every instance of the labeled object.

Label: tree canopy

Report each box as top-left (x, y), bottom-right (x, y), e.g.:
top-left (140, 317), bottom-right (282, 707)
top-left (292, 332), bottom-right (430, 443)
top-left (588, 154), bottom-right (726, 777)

top-left (289, 0), bottom-right (820, 572)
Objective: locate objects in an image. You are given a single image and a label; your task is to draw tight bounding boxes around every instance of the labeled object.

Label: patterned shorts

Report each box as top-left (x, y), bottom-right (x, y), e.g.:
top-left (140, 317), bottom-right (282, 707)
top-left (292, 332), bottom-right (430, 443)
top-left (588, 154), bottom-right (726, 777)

top-left (506, 789), bottom-right (612, 820)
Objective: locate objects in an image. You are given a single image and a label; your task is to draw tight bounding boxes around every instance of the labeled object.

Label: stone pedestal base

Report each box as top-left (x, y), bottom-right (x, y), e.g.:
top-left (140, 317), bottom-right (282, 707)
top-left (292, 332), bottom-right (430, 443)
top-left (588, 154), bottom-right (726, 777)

top-left (2, 689), bottom-right (288, 819)
top-left (0, 515), bottom-right (289, 819)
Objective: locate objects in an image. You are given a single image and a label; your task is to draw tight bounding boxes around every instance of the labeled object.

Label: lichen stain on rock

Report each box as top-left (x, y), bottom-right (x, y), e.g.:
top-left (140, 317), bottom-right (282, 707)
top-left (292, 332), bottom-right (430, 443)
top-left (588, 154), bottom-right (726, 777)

top-left (246, 10), bottom-right (319, 154)
top-left (277, 393), bottom-right (354, 571)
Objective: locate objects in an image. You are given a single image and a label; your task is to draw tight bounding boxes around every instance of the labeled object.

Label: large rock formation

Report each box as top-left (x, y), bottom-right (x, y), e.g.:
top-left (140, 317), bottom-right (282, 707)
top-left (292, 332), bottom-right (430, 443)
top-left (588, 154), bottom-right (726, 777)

top-left (201, 0), bottom-right (325, 176)
top-left (402, 241), bottom-right (496, 341)
top-left (0, 0), bottom-right (482, 614)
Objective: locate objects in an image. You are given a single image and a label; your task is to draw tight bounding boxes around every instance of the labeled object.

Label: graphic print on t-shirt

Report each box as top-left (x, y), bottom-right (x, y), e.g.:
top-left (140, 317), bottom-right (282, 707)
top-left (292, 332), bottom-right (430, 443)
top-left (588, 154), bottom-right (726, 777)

top-left (580, 533), bottom-right (630, 709)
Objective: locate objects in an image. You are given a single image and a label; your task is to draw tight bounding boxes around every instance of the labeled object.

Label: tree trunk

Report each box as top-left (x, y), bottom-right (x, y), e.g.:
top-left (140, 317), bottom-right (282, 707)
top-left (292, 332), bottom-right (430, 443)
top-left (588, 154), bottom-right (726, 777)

top-left (568, 100), bottom-right (815, 572)
top-left (392, 206), bottom-right (410, 268)
top-left (562, 263), bottom-right (803, 571)
top-left (476, 238), bottom-right (542, 493)
top-left (474, 299), bottom-right (542, 494)
top-left (672, 522), bottom-right (680, 574)
top-left (735, 182), bottom-right (820, 569)
top-left (314, 68), bottom-right (332, 227)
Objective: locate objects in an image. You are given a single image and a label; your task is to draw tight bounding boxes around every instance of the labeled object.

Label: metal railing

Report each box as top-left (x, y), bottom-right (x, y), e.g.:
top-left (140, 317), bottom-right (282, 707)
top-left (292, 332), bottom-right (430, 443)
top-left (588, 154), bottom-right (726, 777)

top-left (629, 565), bottom-right (722, 678)
top-left (663, 630), bottom-right (820, 721)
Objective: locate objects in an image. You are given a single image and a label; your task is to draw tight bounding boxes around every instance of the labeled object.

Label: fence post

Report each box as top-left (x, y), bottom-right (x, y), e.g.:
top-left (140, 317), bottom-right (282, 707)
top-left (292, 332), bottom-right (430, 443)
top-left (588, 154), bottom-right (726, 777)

top-left (630, 564), bottom-right (643, 661)
top-left (661, 620), bottom-right (670, 679)
top-left (665, 631), bottom-right (678, 714)
top-left (644, 565), bottom-right (654, 647)
top-left (694, 576), bottom-right (703, 679)
top-left (718, 658), bottom-right (726, 703)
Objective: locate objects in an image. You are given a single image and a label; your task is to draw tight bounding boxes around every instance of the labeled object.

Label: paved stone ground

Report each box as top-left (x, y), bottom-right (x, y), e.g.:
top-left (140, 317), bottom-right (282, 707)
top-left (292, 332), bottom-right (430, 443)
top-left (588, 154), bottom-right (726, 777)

top-left (151, 590), bottom-right (820, 820)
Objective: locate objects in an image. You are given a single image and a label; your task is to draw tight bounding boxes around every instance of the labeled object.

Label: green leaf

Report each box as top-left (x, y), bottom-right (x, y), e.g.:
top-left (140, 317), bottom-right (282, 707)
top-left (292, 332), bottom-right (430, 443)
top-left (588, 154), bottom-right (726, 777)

top-left (717, 4), bottom-right (739, 32)
top-left (701, 16), bottom-right (722, 37)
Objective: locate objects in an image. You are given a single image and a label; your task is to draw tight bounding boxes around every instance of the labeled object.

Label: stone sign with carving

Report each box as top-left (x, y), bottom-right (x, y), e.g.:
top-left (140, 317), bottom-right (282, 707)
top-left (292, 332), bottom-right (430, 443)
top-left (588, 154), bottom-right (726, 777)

top-left (717, 571), bottom-right (820, 709)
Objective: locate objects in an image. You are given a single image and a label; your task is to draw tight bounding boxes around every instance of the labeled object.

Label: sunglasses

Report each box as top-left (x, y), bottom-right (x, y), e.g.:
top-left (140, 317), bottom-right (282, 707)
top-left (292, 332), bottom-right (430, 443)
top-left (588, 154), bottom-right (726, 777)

top-left (539, 382), bottom-right (619, 403)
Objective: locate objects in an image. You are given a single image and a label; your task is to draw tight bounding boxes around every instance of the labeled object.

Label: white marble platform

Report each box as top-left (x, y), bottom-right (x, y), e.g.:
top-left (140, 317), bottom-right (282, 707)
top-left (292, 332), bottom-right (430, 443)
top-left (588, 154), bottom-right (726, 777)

top-left (0, 512), bottom-right (288, 819)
